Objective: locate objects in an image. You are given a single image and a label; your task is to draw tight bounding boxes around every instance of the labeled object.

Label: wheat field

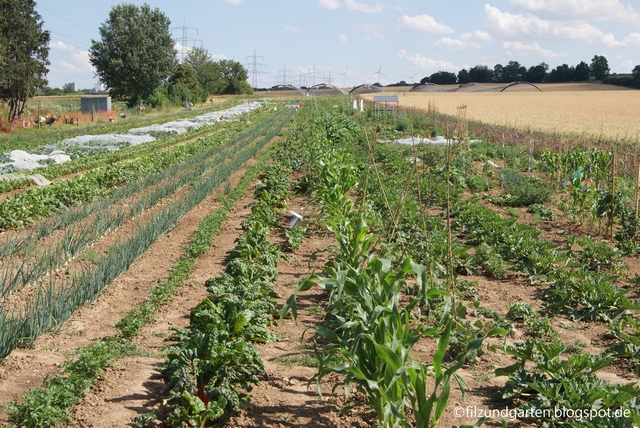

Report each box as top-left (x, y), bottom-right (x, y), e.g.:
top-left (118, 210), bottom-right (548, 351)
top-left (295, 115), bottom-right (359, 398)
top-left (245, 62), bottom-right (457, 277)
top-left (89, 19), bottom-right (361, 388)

top-left (365, 85), bottom-right (640, 141)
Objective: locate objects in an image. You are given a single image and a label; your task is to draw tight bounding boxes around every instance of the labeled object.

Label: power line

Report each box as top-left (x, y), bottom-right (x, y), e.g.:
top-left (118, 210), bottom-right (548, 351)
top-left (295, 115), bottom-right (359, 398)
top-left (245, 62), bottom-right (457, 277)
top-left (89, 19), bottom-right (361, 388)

top-left (245, 49), bottom-right (267, 89)
top-left (38, 5), bottom-right (98, 33)
top-left (48, 29), bottom-right (91, 45)
top-left (171, 16), bottom-right (199, 62)
top-left (277, 64), bottom-right (292, 86)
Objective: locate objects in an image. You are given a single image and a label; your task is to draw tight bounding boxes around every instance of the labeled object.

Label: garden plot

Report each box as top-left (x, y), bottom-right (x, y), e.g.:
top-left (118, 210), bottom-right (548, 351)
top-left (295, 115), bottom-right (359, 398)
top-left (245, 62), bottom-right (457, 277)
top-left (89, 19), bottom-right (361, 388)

top-left (0, 102), bottom-right (262, 174)
top-left (392, 136), bottom-right (482, 145)
top-left (0, 108), bottom-right (295, 428)
top-left (4, 96), bottom-right (640, 428)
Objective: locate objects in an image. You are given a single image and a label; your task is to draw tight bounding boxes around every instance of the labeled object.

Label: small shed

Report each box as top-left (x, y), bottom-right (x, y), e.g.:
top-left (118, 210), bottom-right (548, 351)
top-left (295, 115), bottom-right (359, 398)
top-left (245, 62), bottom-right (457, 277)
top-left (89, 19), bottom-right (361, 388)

top-left (373, 95), bottom-right (399, 103)
top-left (372, 94), bottom-right (399, 116)
top-left (81, 95), bottom-right (111, 114)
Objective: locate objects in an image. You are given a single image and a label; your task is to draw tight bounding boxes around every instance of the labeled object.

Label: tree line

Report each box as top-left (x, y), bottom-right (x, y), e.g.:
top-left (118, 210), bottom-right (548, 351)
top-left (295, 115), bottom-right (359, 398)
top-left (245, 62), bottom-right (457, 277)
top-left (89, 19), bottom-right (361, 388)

top-left (0, 1), bottom-right (252, 120)
top-left (418, 56), bottom-right (614, 86)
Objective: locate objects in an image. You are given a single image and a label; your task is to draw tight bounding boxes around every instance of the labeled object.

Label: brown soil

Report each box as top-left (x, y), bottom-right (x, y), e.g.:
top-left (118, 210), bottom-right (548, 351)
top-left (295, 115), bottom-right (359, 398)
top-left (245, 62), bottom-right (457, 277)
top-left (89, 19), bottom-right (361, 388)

top-left (1, 158), bottom-right (640, 428)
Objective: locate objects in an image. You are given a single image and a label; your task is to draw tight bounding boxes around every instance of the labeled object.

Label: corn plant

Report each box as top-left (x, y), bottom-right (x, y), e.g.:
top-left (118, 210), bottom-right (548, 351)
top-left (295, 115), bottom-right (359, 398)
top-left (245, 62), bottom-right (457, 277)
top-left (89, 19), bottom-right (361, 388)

top-left (285, 257), bottom-right (502, 428)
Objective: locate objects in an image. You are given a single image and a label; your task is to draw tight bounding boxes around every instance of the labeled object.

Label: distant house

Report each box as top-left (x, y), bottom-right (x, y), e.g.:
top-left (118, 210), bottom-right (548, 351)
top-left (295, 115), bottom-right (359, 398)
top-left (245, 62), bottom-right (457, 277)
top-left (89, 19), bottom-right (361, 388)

top-left (81, 95), bottom-right (111, 114)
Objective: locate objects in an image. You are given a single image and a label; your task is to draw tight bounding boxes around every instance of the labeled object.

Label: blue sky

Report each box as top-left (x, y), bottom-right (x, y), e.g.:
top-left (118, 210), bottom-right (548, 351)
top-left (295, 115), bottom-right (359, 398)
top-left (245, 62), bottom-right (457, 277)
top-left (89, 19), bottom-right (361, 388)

top-left (38, 0), bottom-right (640, 90)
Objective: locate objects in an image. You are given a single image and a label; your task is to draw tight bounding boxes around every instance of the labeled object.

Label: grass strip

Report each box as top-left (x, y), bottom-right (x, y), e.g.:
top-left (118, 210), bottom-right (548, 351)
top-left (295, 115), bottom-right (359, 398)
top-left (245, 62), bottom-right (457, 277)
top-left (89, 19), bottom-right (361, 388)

top-left (2, 149), bottom-right (272, 428)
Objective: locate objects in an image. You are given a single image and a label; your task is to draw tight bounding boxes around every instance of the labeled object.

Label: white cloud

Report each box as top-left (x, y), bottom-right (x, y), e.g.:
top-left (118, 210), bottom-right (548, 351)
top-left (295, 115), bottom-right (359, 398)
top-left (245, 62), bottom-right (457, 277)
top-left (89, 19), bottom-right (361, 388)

top-left (211, 53), bottom-right (227, 61)
top-left (339, 34), bottom-right (348, 43)
top-left (619, 59), bottom-right (636, 72)
top-left (398, 14), bottom-right (454, 34)
top-left (461, 30), bottom-right (492, 43)
top-left (602, 32), bottom-right (640, 47)
top-left (432, 38), bottom-right (468, 49)
top-left (398, 49), bottom-right (458, 72)
top-left (501, 41), bottom-right (563, 57)
top-left (344, 0), bottom-right (385, 13)
top-left (317, 0), bottom-right (341, 10)
top-left (225, 0), bottom-right (243, 4)
top-left (49, 41), bottom-right (94, 73)
top-left (484, 4), bottom-right (610, 42)
top-left (283, 25), bottom-right (302, 33)
top-left (432, 30), bottom-right (492, 49)
top-left (357, 23), bottom-right (387, 40)
top-left (510, 0), bottom-right (640, 25)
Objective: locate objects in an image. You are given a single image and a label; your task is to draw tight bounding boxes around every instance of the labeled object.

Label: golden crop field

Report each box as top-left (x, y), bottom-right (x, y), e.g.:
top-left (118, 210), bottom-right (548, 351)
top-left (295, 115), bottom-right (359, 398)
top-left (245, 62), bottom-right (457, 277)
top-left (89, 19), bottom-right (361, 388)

top-left (366, 84), bottom-right (640, 141)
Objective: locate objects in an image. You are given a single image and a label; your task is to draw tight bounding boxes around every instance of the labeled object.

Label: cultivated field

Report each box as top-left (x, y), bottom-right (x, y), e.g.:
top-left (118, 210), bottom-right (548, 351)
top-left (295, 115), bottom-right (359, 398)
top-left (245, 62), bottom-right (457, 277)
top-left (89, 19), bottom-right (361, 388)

top-left (365, 83), bottom-right (640, 140)
top-left (3, 93), bottom-right (640, 428)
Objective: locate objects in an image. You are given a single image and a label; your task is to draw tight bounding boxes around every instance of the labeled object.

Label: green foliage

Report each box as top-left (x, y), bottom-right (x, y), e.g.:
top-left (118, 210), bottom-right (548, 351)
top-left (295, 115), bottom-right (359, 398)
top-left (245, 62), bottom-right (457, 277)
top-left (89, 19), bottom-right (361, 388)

top-left (89, 3), bottom-right (176, 106)
top-left (285, 226), bottom-right (307, 252)
top-left (211, 59), bottom-right (252, 95)
top-left (162, 147), bottom-right (294, 425)
top-left (565, 235), bottom-right (627, 276)
top-left (475, 243), bottom-right (510, 279)
top-left (490, 169), bottom-right (551, 206)
top-left (116, 155), bottom-right (268, 339)
top-left (590, 55), bottom-right (610, 81)
top-left (0, 0), bottom-right (50, 119)
top-left (527, 203), bottom-right (555, 221)
top-left (449, 302), bottom-right (510, 363)
top-left (507, 301), bottom-right (558, 341)
top-left (185, 47), bottom-right (218, 97)
top-left (543, 269), bottom-right (640, 322)
top-left (466, 174), bottom-right (494, 192)
top-left (497, 338), bottom-right (639, 426)
top-left (607, 317), bottom-right (640, 375)
top-left (168, 391), bottom-right (226, 428)
top-left (0, 108), bottom-right (296, 361)
top-left (5, 339), bottom-right (140, 428)
top-left (452, 198), bottom-right (562, 282)
top-left (167, 63), bottom-right (203, 104)
top-left (559, 167), bottom-right (598, 225)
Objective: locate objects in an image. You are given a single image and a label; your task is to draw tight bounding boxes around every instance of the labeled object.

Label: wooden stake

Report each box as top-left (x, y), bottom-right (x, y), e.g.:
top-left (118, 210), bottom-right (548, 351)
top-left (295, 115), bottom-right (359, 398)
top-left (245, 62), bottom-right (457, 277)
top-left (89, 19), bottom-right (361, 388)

top-left (610, 152), bottom-right (616, 241)
top-left (635, 157), bottom-right (640, 218)
top-left (557, 147), bottom-right (562, 182)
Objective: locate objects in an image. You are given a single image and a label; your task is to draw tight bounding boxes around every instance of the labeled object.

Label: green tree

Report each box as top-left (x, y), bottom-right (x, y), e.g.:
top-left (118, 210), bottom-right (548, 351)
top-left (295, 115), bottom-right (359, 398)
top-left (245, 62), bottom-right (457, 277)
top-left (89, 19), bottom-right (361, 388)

top-left (574, 61), bottom-right (590, 81)
top-left (492, 64), bottom-right (507, 83)
top-left (426, 71), bottom-right (457, 85)
top-left (457, 68), bottom-right (471, 84)
top-left (590, 55), bottom-right (610, 81)
top-left (211, 59), bottom-right (252, 95)
top-left (546, 64), bottom-right (575, 82)
top-left (525, 62), bottom-right (548, 83)
top-left (0, 0), bottom-right (50, 120)
top-left (504, 60), bottom-right (527, 81)
top-left (632, 65), bottom-right (640, 81)
top-left (185, 47), bottom-right (218, 97)
top-left (89, 3), bottom-right (176, 106)
top-left (167, 63), bottom-right (202, 103)
top-left (469, 65), bottom-right (492, 83)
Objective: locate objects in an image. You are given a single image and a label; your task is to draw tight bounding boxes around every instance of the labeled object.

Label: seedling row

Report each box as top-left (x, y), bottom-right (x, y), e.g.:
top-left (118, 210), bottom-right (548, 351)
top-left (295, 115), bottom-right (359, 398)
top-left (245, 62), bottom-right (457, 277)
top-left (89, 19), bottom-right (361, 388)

top-left (0, 106), bottom-right (295, 361)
